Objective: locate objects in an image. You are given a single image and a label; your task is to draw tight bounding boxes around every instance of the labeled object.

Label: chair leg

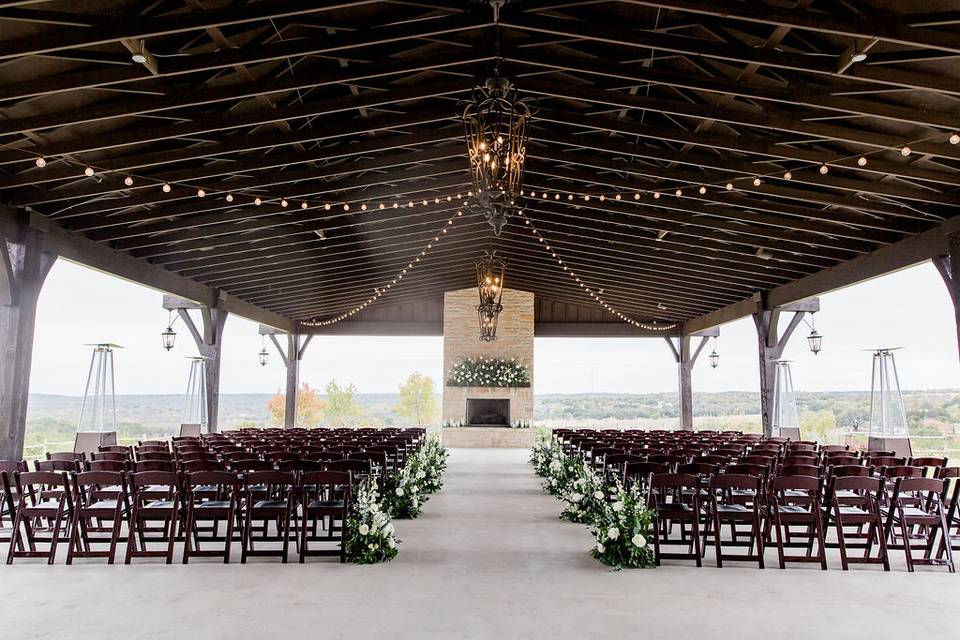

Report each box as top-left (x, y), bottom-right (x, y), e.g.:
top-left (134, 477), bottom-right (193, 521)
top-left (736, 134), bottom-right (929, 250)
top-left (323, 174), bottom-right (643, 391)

top-left (166, 510), bottom-right (178, 565)
top-left (182, 503), bottom-right (194, 564)
top-left (224, 506), bottom-right (236, 564)
top-left (47, 508), bottom-right (65, 565)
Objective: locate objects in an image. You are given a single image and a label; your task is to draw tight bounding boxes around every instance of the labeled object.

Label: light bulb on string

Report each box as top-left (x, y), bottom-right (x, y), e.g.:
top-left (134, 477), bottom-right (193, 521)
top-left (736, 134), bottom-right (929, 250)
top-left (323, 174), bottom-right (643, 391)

top-left (84, 166), bottom-right (95, 177)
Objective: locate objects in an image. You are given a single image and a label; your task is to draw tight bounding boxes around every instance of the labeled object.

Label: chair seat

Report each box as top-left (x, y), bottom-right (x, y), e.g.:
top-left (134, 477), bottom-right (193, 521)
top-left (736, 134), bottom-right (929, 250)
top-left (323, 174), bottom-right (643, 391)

top-left (716, 504), bottom-right (751, 513)
top-left (252, 499), bottom-right (288, 509)
top-left (783, 489), bottom-right (810, 498)
top-left (143, 500), bottom-right (177, 509)
top-left (308, 499), bottom-right (345, 509)
top-left (778, 505), bottom-right (811, 514)
top-left (838, 506), bottom-right (869, 515)
top-left (660, 503), bottom-right (694, 512)
top-left (86, 499), bottom-right (121, 510)
top-left (197, 500), bottom-right (232, 509)
top-left (730, 489), bottom-right (756, 497)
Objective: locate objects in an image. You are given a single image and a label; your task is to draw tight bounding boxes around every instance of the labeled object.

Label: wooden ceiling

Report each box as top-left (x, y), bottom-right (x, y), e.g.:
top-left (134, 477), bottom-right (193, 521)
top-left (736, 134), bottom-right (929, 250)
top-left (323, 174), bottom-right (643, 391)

top-left (1, 0), bottom-right (959, 332)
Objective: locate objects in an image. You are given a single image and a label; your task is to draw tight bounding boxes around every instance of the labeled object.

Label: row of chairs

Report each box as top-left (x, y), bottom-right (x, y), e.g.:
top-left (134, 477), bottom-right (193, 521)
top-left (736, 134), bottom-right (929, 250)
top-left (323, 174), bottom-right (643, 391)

top-left (3, 467), bottom-right (356, 565)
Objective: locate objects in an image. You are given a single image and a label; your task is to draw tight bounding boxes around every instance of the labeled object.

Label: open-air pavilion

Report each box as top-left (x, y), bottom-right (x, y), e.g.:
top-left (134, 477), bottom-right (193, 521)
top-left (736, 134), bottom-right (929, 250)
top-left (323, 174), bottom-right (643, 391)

top-left (1, 1), bottom-right (960, 637)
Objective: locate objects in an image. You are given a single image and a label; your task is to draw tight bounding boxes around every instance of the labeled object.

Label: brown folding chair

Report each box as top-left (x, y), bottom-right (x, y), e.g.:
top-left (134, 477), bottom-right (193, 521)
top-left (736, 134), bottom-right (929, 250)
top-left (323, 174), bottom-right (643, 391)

top-left (825, 475), bottom-right (889, 571)
top-left (763, 475), bottom-right (827, 570)
top-left (240, 470), bottom-right (297, 563)
top-left (67, 471), bottom-right (128, 564)
top-left (649, 473), bottom-right (702, 566)
top-left (883, 477), bottom-right (954, 572)
top-left (705, 473), bottom-right (765, 568)
top-left (125, 471), bottom-right (180, 564)
top-left (299, 470), bottom-right (351, 563)
top-left (6, 471), bottom-right (74, 564)
top-left (182, 470), bottom-right (240, 564)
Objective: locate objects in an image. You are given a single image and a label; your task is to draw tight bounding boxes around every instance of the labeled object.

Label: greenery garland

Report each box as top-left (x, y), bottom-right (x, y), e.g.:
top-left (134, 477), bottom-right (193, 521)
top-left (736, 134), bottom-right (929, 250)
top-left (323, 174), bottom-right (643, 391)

top-left (344, 477), bottom-right (399, 564)
top-left (381, 435), bottom-right (449, 519)
top-left (530, 433), bottom-right (655, 569)
top-left (447, 357), bottom-right (530, 388)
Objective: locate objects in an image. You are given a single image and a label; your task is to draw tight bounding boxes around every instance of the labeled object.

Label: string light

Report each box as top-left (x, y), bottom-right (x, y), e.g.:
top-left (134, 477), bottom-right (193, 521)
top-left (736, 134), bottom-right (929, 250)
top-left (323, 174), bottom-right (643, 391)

top-left (35, 157), bottom-right (46, 168)
top-left (857, 156), bottom-right (868, 167)
top-left (300, 211), bottom-right (464, 328)
top-left (123, 176), bottom-right (134, 186)
top-left (518, 210), bottom-right (677, 332)
top-left (254, 197), bottom-right (262, 206)
top-left (197, 188), bottom-right (205, 198)
top-left (225, 193), bottom-right (234, 203)
top-left (819, 163), bottom-right (829, 175)
top-left (951, 133), bottom-right (960, 145)
top-left (83, 166), bottom-right (95, 177)
top-left (161, 183), bottom-right (171, 193)
top-left (783, 171), bottom-right (792, 180)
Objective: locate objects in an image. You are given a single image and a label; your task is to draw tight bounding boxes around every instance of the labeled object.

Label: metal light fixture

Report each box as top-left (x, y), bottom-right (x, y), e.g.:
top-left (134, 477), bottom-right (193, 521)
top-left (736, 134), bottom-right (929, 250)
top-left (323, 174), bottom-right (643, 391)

top-left (802, 313), bottom-right (823, 355)
top-left (709, 348), bottom-right (720, 369)
top-left (462, 75), bottom-right (533, 236)
top-left (258, 336), bottom-right (269, 366)
top-left (476, 252), bottom-right (506, 342)
top-left (160, 310), bottom-right (177, 351)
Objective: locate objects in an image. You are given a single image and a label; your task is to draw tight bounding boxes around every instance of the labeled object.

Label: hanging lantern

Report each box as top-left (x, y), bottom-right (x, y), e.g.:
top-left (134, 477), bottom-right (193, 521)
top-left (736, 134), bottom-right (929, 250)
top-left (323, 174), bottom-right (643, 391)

top-left (160, 310), bottom-right (177, 351)
top-left (476, 253), bottom-right (506, 342)
top-left (462, 75), bottom-right (533, 236)
top-left (709, 349), bottom-right (720, 369)
top-left (258, 345), bottom-right (269, 366)
top-left (807, 329), bottom-right (822, 355)
top-left (161, 325), bottom-right (176, 351)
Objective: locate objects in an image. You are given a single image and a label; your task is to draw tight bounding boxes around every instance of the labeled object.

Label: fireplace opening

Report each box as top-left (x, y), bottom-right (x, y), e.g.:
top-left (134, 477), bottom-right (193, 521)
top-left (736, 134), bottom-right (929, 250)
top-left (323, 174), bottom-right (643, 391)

top-left (465, 398), bottom-right (510, 427)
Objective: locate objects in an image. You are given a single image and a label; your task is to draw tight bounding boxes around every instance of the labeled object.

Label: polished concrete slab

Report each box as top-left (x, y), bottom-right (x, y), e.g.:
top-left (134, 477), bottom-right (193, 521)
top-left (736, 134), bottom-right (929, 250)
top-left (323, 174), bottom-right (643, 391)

top-left (1, 448), bottom-right (956, 639)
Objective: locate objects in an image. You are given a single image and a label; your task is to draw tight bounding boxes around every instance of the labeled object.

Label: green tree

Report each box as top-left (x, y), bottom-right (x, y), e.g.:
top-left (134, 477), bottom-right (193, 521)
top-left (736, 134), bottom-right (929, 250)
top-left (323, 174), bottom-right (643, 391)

top-left (396, 372), bottom-right (439, 427)
top-left (323, 379), bottom-right (362, 427)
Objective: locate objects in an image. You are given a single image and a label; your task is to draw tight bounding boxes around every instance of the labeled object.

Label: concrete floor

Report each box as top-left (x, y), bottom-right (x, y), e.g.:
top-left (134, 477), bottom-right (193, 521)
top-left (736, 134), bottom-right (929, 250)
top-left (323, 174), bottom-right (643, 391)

top-left (1, 448), bottom-right (957, 639)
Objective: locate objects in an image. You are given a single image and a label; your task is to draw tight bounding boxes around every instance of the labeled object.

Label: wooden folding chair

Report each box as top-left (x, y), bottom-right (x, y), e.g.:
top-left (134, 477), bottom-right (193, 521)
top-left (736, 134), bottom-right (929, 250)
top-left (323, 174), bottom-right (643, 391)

top-left (705, 473), bottom-right (765, 568)
top-left (67, 471), bottom-right (128, 564)
top-left (240, 470), bottom-right (297, 563)
top-left (300, 471), bottom-right (351, 563)
top-left (7, 471), bottom-right (74, 564)
top-left (825, 475), bottom-right (889, 571)
top-left (125, 471), bottom-right (180, 564)
top-left (182, 470), bottom-right (240, 564)
top-left (884, 477), bottom-right (954, 572)
top-left (763, 475), bottom-right (827, 570)
top-left (649, 473), bottom-right (702, 566)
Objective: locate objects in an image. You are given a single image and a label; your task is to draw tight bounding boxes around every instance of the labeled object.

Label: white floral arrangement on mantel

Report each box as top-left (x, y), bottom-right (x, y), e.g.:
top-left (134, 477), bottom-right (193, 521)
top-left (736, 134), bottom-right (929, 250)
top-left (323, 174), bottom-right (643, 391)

top-left (447, 357), bottom-right (531, 388)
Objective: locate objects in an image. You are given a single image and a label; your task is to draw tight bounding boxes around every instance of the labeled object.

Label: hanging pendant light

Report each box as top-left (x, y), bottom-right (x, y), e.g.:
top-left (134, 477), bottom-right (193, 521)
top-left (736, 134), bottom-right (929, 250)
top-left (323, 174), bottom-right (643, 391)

top-left (461, 75), bottom-right (533, 236)
top-left (804, 313), bottom-right (823, 355)
top-left (709, 348), bottom-right (720, 369)
top-left (258, 336), bottom-right (269, 366)
top-left (160, 310), bottom-right (177, 351)
top-left (476, 252), bottom-right (506, 342)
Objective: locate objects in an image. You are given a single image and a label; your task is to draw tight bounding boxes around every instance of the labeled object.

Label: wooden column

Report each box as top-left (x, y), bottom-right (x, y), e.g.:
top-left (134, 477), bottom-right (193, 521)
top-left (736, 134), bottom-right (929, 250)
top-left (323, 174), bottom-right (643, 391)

top-left (0, 223), bottom-right (56, 459)
top-left (933, 233), bottom-right (960, 364)
top-left (268, 332), bottom-right (312, 428)
top-left (665, 335), bottom-right (709, 430)
top-left (166, 296), bottom-right (228, 432)
top-left (752, 307), bottom-right (806, 436)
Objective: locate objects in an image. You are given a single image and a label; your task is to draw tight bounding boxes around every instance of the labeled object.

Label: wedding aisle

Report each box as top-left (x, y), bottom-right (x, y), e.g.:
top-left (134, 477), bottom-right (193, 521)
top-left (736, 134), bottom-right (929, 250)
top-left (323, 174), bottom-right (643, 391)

top-left (0, 449), bottom-right (954, 639)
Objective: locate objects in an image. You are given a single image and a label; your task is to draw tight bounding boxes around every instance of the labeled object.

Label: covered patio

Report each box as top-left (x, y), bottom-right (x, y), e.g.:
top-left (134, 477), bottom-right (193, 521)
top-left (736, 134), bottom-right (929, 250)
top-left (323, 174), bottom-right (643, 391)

top-left (2, 1), bottom-right (960, 635)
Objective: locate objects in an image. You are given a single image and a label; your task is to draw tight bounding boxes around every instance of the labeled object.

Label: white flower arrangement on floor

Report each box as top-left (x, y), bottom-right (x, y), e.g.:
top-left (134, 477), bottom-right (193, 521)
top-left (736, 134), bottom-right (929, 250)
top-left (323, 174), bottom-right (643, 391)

top-left (531, 431), bottom-right (656, 569)
top-left (344, 477), bottom-right (399, 564)
top-left (447, 357), bottom-right (531, 388)
top-left (382, 435), bottom-right (449, 519)
top-left (589, 480), bottom-right (655, 570)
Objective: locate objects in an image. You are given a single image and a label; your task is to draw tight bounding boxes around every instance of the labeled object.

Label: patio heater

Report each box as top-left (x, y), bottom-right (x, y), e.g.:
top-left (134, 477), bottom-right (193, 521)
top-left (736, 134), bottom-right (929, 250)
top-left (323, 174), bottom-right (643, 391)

top-left (74, 343), bottom-right (121, 455)
top-left (181, 356), bottom-right (207, 436)
top-left (866, 348), bottom-right (912, 457)
top-left (772, 361), bottom-right (801, 441)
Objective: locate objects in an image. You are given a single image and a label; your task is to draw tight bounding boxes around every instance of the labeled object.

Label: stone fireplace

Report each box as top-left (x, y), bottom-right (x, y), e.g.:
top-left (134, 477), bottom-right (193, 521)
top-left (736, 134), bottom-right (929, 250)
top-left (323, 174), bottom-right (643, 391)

top-left (442, 287), bottom-right (534, 428)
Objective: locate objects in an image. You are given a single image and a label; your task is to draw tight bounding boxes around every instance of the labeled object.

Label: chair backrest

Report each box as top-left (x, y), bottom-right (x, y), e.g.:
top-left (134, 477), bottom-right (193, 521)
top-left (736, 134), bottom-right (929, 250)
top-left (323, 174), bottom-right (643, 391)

top-left (47, 451), bottom-right (85, 462)
top-left (891, 476), bottom-right (944, 501)
top-left (325, 458), bottom-right (371, 480)
top-left (128, 471), bottom-right (179, 493)
top-left (180, 459), bottom-right (226, 472)
top-left (243, 470), bottom-right (296, 494)
top-left (830, 475), bottom-right (883, 496)
top-left (263, 451), bottom-right (298, 463)
top-left (779, 463), bottom-right (820, 478)
top-left (710, 473), bottom-right (759, 491)
top-left (86, 459), bottom-right (127, 472)
top-left (301, 470), bottom-right (351, 501)
top-left (676, 462), bottom-right (718, 477)
top-left (34, 459), bottom-right (78, 472)
top-left (771, 474), bottom-right (820, 499)
top-left (869, 455), bottom-right (906, 468)
top-left (278, 459), bottom-right (324, 473)
top-left (624, 462), bottom-right (669, 484)
top-left (91, 451), bottom-right (127, 462)
top-left (882, 465), bottom-right (924, 479)
top-left (650, 472), bottom-right (699, 491)
top-left (828, 464), bottom-right (872, 478)
top-left (73, 470), bottom-right (126, 495)
top-left (99, 445), bottom-right (132, 456)
top-left (137, 451), bottom-right (173, 462)
top-left (230, 459), bottom-right (272, 473)
top-left (133, 460), bottom-right (176, 473)
top-left (184, 470), bottom-right (238, 490)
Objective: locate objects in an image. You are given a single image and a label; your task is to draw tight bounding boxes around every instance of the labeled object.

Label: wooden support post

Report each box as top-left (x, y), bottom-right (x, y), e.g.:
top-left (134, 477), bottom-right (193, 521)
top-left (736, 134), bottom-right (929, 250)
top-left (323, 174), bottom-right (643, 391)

top-left (267, 332), bottom-right (312, 428)
top-left (752, 306), bottom-right (806, 436)
top-left (165, 296), bottom-right (228, 432)
top-left (0, 221), bottom-right (56, 459)
top-left (665, 335), bottom-right (709, 430)
top-left (933, 234), bottom-right (960, 364)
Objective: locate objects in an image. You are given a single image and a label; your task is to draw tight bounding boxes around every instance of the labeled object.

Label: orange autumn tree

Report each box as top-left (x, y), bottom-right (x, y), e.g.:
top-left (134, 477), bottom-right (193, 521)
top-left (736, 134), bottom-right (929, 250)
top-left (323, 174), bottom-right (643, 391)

top-left (267, 382), bottom-right (327, 427)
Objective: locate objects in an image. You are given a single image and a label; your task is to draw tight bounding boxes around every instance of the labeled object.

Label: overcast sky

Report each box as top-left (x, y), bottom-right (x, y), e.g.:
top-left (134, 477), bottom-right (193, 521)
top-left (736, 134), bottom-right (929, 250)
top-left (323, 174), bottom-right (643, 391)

top-left (27, 258), bottom-right (959, 397)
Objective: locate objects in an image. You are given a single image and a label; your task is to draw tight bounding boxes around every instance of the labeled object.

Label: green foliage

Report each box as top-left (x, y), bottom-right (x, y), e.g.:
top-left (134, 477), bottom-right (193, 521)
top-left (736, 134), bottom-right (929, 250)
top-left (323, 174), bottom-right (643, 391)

top-left (395, 372), bottom-right (439, 427)
top-left (381, 436), bottom-right (449, 519)
top-left (447, 357), bottom-right (530, 388)
top-left (531, 436), bottom-right (655, 569)
top-left (344, 477), bottom-right (398, 564)
top-left (323, 379), bottom-right (362, 427)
